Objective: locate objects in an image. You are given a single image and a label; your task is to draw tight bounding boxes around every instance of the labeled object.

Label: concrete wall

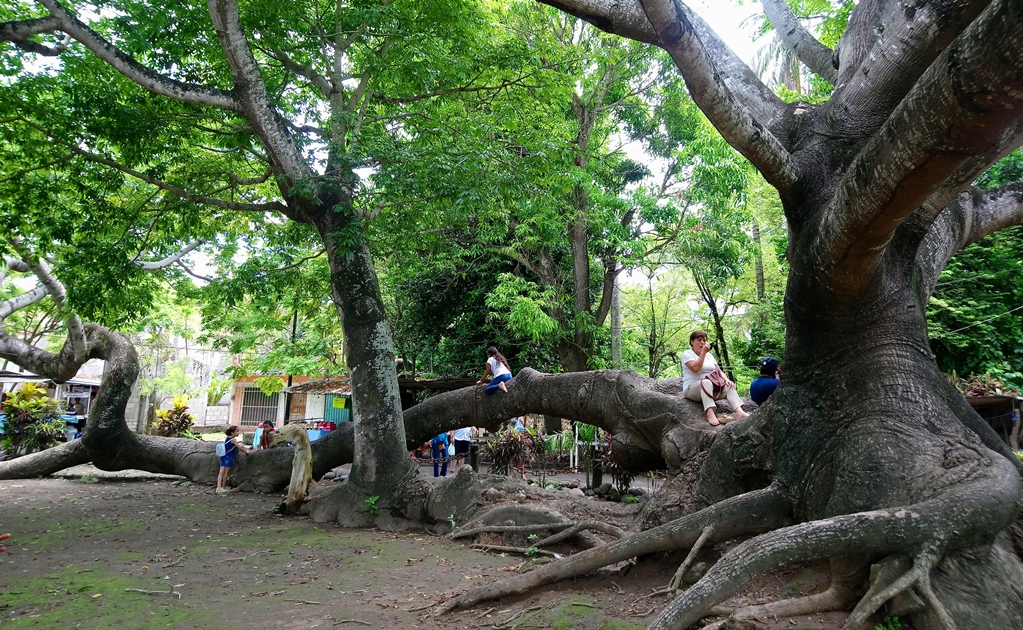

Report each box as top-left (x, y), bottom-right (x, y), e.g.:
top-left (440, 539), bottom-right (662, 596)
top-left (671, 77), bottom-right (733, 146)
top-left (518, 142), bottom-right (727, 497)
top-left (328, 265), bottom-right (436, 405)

top-left (305, 394), bottom-right (325, 420)
top-left (204, 405), bottom-right (230, 427)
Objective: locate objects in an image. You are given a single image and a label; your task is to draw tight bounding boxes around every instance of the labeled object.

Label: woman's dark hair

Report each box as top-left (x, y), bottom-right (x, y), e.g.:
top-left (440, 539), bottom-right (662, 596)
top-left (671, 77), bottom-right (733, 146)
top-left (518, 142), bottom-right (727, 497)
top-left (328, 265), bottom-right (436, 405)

top-left (225, 425), bottom-right (239, 437)
top-left (689, 330), bottom-right (708, 344)
top-left (486, 346), bottom-right (510, 370)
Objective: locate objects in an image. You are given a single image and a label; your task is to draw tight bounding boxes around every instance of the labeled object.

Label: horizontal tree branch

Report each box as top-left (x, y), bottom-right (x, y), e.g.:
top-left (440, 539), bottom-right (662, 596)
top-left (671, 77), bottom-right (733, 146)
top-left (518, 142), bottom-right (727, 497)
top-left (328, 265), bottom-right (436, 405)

top-left (758, 0), bottom-right (837, 84)
top-left (268, 47), bottom-right (334, 99)
top-left (33, 0), bottom-right (244, 112)
top-left (137, 241), bottom-right (204, 270)
top-left (0, 285), bottom-right (48, 322)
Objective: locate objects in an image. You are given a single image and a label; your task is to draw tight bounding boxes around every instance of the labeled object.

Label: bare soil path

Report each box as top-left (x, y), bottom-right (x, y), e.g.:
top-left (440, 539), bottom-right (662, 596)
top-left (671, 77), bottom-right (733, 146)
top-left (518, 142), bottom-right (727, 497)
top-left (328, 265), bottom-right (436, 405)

top-left (0, 466), bottom-right (849, 630)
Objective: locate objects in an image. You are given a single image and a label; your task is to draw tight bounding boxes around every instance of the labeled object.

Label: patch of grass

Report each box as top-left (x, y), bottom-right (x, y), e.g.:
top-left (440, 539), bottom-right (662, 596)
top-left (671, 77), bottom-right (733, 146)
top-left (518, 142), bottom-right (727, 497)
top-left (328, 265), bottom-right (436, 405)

top-left (875, 617), bottom-right (902, 630)
top-left (0, 565), bottom-right (217, 629)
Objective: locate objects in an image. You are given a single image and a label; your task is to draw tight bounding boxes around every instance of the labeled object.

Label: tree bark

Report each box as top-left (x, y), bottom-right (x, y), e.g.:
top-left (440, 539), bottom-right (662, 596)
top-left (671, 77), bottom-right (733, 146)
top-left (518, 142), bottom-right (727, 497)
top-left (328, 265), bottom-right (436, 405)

top-left (310, 203), bottom-right (416, 497)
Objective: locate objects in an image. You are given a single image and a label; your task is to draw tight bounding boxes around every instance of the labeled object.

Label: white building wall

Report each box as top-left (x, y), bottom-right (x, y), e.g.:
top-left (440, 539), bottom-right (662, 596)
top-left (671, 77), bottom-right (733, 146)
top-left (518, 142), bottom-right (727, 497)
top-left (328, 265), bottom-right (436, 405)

top-left (204, 405), bottom-right (230, 427)
top-left (305, 394), bottom-right (325, 420)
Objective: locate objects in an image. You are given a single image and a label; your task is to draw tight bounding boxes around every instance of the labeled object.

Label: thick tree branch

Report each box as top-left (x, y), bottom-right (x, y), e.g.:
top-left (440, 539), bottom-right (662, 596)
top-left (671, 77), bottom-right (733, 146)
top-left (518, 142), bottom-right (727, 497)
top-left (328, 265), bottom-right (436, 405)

top-left (807, 0), bottom-right (1023, 297)
top-left (832, 0), bottom-right (895, 87)
top-left (32, 0), bottom-right (243, 112)
top-left (758, 0), bottom-right (837, 84)
top-left (268, 47), bottom-right (334, 99)
top-left (7, 238), bottom-right (87, 363)
top-left (136, 241), bottom-right (204, 270)
top-left (206, 0), bottom-right (315, 185)
top-left (0, 16), bottom-right (68, 55)
top-left (916, 183), bottom-right (1023, 299)
top-left (0, 285), bottom-right (48, 322)
top-left (830, 0), bottom-right (992, 130)
top-left (538, 0), bottom-right (788, 133)
top-left (638, 0), bottom-right (798, 192)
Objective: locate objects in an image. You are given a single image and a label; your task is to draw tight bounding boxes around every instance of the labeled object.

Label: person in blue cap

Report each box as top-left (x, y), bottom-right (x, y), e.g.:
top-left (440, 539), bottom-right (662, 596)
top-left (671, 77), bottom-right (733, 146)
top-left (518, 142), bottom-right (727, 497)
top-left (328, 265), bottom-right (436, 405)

top-left (749, 357), bottom-right (780, 405)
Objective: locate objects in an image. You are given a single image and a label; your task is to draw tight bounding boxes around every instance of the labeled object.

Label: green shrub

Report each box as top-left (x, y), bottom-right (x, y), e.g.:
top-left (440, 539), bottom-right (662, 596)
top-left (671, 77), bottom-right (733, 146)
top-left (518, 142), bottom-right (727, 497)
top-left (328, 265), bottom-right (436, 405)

top-left (1, 382), bottom-right (65, 457)
top-left (154, 395), bottom-right (197, 438)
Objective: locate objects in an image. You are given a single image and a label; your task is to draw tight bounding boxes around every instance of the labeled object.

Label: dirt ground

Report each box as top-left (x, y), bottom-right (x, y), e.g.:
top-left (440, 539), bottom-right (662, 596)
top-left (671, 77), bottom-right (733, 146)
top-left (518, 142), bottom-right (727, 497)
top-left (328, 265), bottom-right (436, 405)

top-left (0, 466), bottom-right (854, 630)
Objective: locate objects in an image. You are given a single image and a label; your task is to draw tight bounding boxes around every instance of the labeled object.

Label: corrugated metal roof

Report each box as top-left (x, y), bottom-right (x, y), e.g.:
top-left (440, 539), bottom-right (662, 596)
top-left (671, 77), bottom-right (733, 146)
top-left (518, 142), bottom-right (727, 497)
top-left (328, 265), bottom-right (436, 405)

top-left (284, 376), bottom-right (477, 395)
top-left (284, 377), bottom-right (351, 394)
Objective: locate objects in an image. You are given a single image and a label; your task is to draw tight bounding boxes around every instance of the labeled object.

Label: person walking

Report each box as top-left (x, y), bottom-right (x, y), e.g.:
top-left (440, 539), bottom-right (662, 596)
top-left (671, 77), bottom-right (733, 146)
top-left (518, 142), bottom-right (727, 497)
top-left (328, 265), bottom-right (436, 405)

top-left (216, 425), bottom-right (251, 493)
top-left (450, 426), bottom-right (473, 472)
top-left (431, 432), bottom-right (450, 478)
top-left (478, 346), bottom-right (513, 393)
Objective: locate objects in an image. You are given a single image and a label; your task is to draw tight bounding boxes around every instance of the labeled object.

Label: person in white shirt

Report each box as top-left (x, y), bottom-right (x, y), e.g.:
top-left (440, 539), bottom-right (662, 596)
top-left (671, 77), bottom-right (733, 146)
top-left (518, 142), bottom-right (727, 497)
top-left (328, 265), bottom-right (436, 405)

top-left (451, 426), bottom-right (473, 471)
top-left (682, 330), bottom-right (749, 426)
top-left (477, 346), bottom-right (513, 393)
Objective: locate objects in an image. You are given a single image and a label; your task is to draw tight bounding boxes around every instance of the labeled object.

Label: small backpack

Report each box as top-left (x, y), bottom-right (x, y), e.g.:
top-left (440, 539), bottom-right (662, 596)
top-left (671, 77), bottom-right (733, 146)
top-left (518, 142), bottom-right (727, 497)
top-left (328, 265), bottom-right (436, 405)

top-left (215, 440), bottom-right (228, 457)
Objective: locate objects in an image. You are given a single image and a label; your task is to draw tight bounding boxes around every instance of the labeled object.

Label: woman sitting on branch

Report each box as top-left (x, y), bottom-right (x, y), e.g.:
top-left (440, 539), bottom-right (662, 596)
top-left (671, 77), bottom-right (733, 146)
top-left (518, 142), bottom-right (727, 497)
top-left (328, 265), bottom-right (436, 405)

top-left (682, 330), bottom-right (749, 426)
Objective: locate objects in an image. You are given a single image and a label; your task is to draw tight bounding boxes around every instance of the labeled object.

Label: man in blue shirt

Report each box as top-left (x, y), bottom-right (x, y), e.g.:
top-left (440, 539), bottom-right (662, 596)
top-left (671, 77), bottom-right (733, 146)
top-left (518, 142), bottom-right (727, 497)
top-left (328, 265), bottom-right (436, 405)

top-left (750, 357), bottom-right (780, 405)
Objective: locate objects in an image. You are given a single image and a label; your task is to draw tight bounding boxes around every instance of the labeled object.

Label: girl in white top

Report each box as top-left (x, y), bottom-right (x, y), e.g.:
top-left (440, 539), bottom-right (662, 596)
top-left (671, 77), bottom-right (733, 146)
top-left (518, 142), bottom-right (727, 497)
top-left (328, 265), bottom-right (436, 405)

top-left (477, 346), bottom-right (512, 393)
top-left (682, 330), bottom-right (749, 426)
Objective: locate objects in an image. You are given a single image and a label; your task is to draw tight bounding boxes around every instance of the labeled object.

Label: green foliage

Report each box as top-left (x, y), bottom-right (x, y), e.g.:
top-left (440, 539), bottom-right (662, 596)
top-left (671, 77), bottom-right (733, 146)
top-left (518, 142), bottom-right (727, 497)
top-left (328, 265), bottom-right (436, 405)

top-left (598, 433), bottom-right (634, 493)
top-left (1, 382), bottom-right (64, 457)
top-left (206, 372), bottom-right (233, 407)
top-left (576, 423), bottom-right (598, 443)
top-left (138, 356), bottom-right (200, 400)
top-left (874, 616), bottom-right (902, 630)
top-left (929, 144), bottom-right (1023, 391)
top-left (485, 427), bottom-right (531, 476)
top-left (153, 395), bottom-right (196, 438)
top-left (928, 226), bottom-right (1023, 391)
top-left (524, 546), bottom-right (540, 557)
top-left (253, 376), bottom-right (286, 397)
top-left (364, 496), bottom-right (381, 518)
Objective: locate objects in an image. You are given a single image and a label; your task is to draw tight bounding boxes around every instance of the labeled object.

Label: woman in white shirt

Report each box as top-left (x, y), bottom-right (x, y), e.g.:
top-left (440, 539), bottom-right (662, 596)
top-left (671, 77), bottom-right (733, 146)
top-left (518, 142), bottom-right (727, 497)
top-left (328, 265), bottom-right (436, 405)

top-left (477, 346), bottom-right (513, 393)
top-left (682, 330), bottom-right (749, 426)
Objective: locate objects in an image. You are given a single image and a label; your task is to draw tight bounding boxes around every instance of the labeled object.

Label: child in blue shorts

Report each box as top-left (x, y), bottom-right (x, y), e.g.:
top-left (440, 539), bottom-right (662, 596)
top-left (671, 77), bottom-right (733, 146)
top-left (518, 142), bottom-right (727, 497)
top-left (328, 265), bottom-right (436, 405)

top-left (216, 425), bottom-right (251, 494)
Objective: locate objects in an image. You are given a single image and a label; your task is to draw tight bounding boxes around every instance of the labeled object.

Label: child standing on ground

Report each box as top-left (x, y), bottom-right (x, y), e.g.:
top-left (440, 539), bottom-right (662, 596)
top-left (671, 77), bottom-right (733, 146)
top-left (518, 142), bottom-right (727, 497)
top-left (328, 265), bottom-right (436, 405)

top-left (478, 346), bottom-right (513, 393)
top-left (216, 425), bottom-right (251, 494)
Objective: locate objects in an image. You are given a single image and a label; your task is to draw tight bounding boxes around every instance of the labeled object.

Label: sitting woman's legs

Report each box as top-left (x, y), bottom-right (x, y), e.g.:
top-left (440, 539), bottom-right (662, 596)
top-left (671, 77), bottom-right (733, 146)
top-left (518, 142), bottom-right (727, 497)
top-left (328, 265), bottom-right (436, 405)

top-left (684, 380), bottom-right (721, 426)
top-left (722, 385), bottom-right (749, 418)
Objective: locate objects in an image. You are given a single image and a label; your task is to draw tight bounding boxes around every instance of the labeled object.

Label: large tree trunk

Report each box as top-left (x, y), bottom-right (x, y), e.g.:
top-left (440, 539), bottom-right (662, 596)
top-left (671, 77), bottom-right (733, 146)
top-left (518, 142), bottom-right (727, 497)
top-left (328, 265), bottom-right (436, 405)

top-left (310, 203), bottom-right (417, 500)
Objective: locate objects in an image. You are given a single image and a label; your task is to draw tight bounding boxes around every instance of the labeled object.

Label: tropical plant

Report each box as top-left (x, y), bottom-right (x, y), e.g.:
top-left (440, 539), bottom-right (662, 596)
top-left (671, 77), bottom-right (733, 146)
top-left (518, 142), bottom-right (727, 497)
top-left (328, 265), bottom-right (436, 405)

top-left (598, 432), bottom-right (634, 494)
top-left (485, 427), bottom-right (531, 477)
top-left (153, 395), bottom-right (197, 438)
top-left (0, 383), bottom-right (64, 457)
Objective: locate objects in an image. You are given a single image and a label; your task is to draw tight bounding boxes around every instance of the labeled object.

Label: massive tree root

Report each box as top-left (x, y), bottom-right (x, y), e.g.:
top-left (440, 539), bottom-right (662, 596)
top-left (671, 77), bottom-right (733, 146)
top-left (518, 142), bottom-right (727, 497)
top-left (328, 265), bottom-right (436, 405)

top-left (437, 485), bottom-right (794, 613)
top-left (653, 454), bottom-right (1021, 630)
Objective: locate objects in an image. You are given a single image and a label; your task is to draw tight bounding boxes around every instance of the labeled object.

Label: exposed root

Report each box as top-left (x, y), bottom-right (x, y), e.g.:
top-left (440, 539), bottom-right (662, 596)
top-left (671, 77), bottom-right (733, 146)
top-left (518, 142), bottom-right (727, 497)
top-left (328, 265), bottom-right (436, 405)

top-left (532, 521), bottom-right (624, 547)
top-left (648, 456), bottom-right (1020, 630)
top-left (470, 543), bottom-right (559, 557)
top-left (667, 524), bottom-right (714, 593)
top-left (843, 544), bottom-right (947, 630)
top-left (917, 571), bottom-right (957, 630)
top-left (435, 485), bottom-right (793, 614)
top-left (452, 522), bottom-right (577, 540)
